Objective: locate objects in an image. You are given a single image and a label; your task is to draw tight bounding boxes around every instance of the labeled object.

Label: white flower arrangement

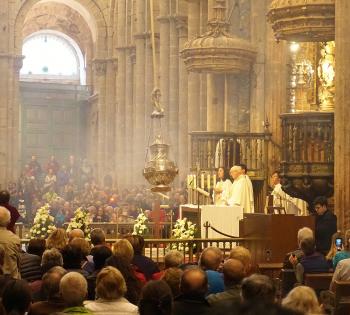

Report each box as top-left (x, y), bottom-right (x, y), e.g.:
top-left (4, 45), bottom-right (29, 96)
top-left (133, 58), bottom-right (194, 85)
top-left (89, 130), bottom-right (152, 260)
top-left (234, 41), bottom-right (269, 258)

top-left (66, 207), bottom-right (91, 239)
top-left (29, 203), bottom-right (56, 239)
top-left (132, 210), bottom-right (149, 236)
top-left (170, 217), bottom-right (196, 252)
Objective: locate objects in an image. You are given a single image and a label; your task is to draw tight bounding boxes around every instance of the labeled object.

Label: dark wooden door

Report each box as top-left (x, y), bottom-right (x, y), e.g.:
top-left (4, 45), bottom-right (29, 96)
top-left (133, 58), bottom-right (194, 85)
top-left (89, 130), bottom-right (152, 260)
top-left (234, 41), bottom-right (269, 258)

top-left (20, 82), bottom-right (89, 168)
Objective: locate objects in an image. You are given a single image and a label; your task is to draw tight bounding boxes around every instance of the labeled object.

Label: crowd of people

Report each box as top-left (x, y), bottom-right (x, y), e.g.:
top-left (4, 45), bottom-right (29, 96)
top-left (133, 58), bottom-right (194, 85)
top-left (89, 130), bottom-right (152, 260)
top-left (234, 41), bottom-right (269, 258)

top-left (0, 203), bottom-right (326, 315)
top-left (7, 155), bottom-right (187, 227)
top-left (0, 196), bottom-right (347, 315)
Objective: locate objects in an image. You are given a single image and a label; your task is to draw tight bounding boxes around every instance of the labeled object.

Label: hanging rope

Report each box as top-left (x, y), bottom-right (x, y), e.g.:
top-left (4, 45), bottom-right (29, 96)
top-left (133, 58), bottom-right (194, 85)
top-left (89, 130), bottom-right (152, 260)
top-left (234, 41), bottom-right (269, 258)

top-left (149, 0), bottom-right (158, 88)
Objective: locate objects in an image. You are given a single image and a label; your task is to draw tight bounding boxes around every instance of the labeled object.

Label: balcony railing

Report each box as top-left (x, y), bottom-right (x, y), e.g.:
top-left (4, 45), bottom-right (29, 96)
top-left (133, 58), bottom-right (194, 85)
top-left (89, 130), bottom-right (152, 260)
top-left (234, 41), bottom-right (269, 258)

top-left (280, 112), bottom-right (334, 204)
top-left (190, 131), bottom-right (271, 179)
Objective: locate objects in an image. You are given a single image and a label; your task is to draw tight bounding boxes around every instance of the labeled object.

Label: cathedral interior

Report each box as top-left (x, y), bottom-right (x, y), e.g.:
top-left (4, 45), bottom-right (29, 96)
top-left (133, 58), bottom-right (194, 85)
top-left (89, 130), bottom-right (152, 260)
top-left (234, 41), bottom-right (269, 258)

top-left (1, 0), bottom-right (349, 228)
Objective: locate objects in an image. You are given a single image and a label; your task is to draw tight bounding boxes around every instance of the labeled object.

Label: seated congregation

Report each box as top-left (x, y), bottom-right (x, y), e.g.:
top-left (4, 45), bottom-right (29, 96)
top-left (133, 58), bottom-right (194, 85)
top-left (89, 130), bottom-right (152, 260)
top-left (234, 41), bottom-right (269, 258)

top-left (0, 205), bottom-right (348, 315)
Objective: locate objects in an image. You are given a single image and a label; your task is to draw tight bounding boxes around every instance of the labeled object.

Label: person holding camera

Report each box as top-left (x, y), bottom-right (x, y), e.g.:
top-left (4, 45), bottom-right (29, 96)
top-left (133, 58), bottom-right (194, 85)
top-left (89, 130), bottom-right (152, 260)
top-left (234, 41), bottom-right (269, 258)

top-left (332, 229), bottom-right (350, 269)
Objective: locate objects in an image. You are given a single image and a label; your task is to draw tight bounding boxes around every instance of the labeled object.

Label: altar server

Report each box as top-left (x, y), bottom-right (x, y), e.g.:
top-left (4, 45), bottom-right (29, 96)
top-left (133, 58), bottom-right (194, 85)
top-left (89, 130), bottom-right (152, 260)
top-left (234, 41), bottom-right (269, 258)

top-left (213, 167), bottom-right (232, 206)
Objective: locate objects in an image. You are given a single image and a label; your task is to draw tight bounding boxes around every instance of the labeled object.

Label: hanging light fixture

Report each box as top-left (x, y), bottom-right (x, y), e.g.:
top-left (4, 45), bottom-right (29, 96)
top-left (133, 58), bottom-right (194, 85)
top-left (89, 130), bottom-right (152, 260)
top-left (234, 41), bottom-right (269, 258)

top-left (143, 0), bottom-right (178, 192)
top-left (180, 0), bottom-right (256, 74)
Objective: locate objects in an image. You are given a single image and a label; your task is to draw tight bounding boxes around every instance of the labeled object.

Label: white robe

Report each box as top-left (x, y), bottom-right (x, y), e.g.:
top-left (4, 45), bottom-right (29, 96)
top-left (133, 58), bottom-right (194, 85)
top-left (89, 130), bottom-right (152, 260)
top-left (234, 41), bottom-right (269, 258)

top-left (271, 183), bottom-right (307, 215)
top-left (227, 175), bottom-right (253, 213)
top-left (213, 179), bottom-right (232, 205)
top-left (243, 174), bottom-right (255, 213)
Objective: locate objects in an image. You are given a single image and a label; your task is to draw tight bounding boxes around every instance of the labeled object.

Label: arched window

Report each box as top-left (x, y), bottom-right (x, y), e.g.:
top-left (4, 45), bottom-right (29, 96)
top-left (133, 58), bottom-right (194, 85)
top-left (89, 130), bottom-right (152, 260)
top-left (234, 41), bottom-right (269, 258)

top-left (20, 30), bottom-right (86, 84)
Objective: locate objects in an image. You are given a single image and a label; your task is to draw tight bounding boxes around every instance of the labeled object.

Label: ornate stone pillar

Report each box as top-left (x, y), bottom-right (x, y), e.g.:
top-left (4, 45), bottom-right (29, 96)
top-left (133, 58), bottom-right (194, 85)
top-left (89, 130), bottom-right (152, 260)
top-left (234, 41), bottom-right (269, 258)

top-left (133, 0), bottom-right (146, 184)
top-left (335, 0), bottom-right (350, 230)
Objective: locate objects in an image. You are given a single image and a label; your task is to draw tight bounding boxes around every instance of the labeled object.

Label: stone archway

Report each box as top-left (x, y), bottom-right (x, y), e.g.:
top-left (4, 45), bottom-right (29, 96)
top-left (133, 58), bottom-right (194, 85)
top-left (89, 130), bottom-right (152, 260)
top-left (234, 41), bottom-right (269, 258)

top-left (13, 0), bottom-right (107, 56)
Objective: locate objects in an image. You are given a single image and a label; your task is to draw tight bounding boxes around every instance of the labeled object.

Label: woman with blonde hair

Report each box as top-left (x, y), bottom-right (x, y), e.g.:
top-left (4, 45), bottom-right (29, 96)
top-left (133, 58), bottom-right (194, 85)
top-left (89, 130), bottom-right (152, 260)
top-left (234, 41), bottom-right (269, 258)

top-left (333, 229), bottom-right (350, 268)
top-left (282, 286), bottom-right (323, 314)
top-left (84, 266), bottom-right (138, 314)
top-left (326, 231), bottom-right (344, 265)
top-left (46, 228), bottom-right (67, 251)
top-left (112, 239), bottom-right (134, 263)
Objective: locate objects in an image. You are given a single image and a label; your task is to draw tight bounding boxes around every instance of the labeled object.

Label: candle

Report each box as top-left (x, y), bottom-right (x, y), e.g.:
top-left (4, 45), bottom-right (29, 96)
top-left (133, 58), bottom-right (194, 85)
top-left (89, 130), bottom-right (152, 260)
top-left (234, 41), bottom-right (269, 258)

top-left (201, 174), bottom-right (204, 189)
top-left (193, 175), bottom-right (196, 189)
top-left (213, 174), bottom-right (216, 186)
top-left (207, 174), bottom-right (210, 190)
top-left (187, 175), bottom-right (190, 188)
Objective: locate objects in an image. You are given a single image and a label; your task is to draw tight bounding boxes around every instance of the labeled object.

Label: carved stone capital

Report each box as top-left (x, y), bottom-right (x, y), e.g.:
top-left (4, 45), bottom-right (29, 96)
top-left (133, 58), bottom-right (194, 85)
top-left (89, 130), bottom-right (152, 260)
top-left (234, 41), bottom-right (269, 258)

top-left (175, 15), bottom-right (188, 37)
top-left (92, 59), bottom-right (107, 76)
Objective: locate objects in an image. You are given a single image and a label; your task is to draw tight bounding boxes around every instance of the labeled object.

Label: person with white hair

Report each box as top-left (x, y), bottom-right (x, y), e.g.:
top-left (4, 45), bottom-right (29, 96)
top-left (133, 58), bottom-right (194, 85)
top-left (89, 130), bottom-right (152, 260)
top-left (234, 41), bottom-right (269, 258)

top-left (283, 227), bottom-right (314, 269)
top-left (227, 165), bottom-right (254, 213)
top-left (58, 272), bottom-right (93, 314)
top-left (0, 206), bottom-right (21, 278)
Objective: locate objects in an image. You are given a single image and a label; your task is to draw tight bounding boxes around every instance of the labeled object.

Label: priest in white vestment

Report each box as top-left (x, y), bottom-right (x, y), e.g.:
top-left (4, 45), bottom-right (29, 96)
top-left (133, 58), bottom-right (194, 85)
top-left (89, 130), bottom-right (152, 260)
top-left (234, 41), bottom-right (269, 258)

top-left (270, 171), bottom-right (307, 215)
top-left (227, 165), bottom-right (254, 213)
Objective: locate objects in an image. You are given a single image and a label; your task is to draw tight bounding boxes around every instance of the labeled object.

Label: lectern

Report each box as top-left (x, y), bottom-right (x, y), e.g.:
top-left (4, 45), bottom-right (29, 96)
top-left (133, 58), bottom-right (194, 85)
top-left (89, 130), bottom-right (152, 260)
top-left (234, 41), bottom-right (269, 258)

top-left (239, 214), bottom-right (315, 263)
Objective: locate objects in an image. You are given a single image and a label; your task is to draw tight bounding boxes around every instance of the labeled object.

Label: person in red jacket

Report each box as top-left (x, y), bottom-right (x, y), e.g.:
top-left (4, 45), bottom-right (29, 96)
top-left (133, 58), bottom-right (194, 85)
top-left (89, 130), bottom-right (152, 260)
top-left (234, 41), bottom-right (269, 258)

top-left (0, 190), bottom-right (20, 233)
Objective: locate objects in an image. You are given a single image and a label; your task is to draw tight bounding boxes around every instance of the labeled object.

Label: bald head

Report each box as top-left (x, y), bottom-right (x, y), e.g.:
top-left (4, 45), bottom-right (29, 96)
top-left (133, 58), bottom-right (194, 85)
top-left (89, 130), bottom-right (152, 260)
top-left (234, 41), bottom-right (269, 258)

top-left (69, 229), bottom-right (84, 242)
top-left (0, 206), bottom-right (10, 227)
top-left (230, 165), bottom-right (243, 180)
top-left (199, 247), bottom-right (223, 271)
top-left (223, 259), bottom-right (245, 286)
top-left (180, 268), bottom-right (208, 297)
top-left (42, 266), bottom-right (67, 299)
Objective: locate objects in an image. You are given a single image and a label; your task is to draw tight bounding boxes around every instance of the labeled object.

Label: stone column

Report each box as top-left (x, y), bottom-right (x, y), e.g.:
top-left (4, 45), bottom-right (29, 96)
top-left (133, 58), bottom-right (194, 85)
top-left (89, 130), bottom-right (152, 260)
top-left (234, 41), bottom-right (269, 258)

top-left (187, 0), bottom-right (201, 136)
top-left (92, 59), bottom-right (107, 182)
top-left (335, 0), bottom-right (350, 230)
top-left (104, 58), bottom-right (117, 178)
top-left (133, 0), bottom-right (146, 185)
top-left (249, 0), bottom-right (266, 132)
top-left (169, 14), bottom-right (179, 162)
top-left (158, 1), bottom-right (170, 140)
top-left (207, 74), bottom-right (225, 131)
top-left (206, 0), bottom-right (225, 132)
top-left (199, 1), bottom-right (208, 131)
top-left (115, 0), bottom-right (127, 189)
top-left (125, 48), bottom-right (135, 188)
top-left (264, 1), bottom-right (288, 173)
top-left (177, 15), bottom-right (188, 181)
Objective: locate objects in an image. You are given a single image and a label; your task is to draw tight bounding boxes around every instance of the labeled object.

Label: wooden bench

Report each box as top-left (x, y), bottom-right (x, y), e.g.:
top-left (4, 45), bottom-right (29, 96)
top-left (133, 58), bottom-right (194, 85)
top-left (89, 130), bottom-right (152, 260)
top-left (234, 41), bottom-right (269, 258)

top-left (304, 273), bottom-right (333, 295)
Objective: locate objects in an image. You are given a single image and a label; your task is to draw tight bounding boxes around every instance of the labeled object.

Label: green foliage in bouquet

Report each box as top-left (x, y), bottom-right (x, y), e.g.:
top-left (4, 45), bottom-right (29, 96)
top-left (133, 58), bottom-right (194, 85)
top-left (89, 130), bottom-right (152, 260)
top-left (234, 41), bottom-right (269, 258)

top-left (66, 207), bottom-right (91, 239)
top-left (29, 203), bottom-right (56, 239)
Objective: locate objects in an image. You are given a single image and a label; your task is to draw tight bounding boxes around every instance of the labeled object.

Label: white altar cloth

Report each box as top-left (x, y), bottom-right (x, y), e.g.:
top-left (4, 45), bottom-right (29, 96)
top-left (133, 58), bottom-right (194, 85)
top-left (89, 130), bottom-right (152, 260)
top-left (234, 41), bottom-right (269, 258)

top-left (179, 204), bottom-right (243, 239)
top-left (201, 205), bottom-right (243, 238)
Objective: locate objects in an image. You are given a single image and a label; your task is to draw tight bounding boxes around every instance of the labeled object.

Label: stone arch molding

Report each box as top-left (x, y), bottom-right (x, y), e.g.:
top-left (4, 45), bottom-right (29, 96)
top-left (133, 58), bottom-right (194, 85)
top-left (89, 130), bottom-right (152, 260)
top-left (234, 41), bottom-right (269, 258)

top-left (22, 2), bottom-right (93, 57)
top-left (13, 0), bottom-right (107, 56)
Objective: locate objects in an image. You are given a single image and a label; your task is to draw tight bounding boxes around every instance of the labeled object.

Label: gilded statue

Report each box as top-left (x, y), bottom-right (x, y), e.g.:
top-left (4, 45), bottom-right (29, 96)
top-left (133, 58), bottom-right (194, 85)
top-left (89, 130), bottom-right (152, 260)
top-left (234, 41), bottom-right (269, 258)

top-left (317, 41), bottom-right (335, 111)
